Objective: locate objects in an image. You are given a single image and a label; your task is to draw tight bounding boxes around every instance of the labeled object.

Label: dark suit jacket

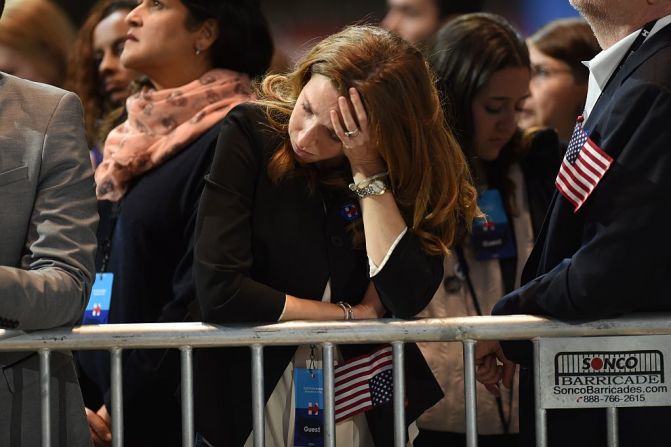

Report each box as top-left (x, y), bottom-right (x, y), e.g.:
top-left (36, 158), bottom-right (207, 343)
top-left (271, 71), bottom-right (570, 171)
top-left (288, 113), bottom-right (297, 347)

top-left (193, 103), bottom-right (444, 446)
top-left (492, 23), bottom-right (671, 447)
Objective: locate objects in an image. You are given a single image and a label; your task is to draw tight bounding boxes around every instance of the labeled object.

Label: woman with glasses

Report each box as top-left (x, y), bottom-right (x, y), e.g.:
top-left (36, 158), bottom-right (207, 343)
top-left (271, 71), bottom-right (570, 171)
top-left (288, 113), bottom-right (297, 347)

top-left (517, 18), bottom-right (600, 143)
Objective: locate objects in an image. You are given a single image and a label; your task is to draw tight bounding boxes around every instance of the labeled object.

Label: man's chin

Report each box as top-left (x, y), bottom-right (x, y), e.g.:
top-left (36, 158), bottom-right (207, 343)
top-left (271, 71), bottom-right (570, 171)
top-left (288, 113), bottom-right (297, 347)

top-left (568, 0), bottom-right (607, 21)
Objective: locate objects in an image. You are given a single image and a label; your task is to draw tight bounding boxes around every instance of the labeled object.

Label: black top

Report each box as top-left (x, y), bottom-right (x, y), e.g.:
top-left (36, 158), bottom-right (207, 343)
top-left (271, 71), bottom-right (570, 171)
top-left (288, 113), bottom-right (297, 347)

top-left (493, 24), bottom-right (671, 447)
top-left (192, 103), bottom-right (444, 446)
top-left (77, 122), bottom-right (220, 446)
top-left (520, 128), bottom-right (563, 239)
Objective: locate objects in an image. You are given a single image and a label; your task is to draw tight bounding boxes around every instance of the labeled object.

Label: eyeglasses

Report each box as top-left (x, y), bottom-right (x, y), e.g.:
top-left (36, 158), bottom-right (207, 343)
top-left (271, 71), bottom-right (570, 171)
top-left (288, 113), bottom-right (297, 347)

top-left (531, 65), bottom-right (573, 80)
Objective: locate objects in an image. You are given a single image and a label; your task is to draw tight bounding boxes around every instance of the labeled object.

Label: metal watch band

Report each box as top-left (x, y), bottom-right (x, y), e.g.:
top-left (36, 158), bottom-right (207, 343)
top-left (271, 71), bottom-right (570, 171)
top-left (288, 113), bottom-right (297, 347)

top-left (349, 178), bottom-right (388, 198)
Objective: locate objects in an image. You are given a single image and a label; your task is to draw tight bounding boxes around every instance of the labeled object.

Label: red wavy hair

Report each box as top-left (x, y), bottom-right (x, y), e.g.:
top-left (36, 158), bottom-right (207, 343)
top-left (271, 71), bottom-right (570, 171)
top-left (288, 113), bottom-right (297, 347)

top-left (256, 25), bottom-right (479, 255)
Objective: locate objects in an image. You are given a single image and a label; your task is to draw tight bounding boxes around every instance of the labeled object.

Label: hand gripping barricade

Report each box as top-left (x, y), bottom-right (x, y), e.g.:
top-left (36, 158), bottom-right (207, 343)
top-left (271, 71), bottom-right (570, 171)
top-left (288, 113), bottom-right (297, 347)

top-left (1, 314), bottom-right (671, 447)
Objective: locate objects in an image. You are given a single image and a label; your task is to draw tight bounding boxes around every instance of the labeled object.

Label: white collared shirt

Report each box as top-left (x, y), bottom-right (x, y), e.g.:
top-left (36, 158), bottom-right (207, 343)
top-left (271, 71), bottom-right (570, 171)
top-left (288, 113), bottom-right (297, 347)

top-left (582, 15), bottom-right (671, 121)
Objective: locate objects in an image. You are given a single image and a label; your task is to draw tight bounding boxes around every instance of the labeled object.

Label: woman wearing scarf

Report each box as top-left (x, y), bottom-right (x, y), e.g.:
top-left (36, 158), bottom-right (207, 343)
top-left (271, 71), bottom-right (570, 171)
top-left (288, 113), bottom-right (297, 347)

top-left (77, 1), bottom-right (273, 446)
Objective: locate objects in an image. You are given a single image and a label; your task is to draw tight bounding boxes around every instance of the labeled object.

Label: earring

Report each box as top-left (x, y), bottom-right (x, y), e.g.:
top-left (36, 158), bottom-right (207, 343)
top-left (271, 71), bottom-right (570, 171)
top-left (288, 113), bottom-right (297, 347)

top-left (195, 47), bottom-right (201, 56)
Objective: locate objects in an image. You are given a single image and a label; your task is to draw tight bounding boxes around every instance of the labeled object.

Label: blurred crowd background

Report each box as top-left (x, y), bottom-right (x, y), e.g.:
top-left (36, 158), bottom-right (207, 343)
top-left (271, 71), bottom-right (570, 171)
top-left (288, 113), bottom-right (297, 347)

top-left (43, 0), bottom-right (579, 64)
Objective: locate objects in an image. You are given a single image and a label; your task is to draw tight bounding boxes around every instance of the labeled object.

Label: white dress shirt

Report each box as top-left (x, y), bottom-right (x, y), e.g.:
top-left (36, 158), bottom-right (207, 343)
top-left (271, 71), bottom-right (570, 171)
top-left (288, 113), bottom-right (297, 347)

top-left (583, 15), bottom-right (671, 121)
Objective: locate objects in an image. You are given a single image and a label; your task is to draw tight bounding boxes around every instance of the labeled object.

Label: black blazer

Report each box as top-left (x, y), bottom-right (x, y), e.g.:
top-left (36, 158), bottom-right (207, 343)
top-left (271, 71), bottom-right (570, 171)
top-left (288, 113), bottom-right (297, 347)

top-left (493, 23), bottom-right (671, 447)
top-left (193, 103), bottom-right (444, 446)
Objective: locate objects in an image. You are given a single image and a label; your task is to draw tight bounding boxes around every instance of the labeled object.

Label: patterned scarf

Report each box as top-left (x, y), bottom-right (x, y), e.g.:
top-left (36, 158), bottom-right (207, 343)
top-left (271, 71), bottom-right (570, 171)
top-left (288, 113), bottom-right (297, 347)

top-left (95, 69), bottom-right (251, 201)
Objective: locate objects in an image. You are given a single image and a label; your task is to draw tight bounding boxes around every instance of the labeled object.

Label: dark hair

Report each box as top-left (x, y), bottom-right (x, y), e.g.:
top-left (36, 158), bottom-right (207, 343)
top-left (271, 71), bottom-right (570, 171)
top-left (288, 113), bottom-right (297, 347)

top-left (430, 13), bottom-right (529, 212)
top-left (430, 13), bottom-right (529, 156)
top-left (181, 0), bottom-right (273, 78)
top-left (100, 1), bottom-right (136, 20)
top-left (437, 0), bottom-right (484, 19)
top-left (65, 0), bottom-right (137, 145)
top-left (529, 18), bottom-right (600, 83)
top-left (0, 0), bottom-right (4, 17)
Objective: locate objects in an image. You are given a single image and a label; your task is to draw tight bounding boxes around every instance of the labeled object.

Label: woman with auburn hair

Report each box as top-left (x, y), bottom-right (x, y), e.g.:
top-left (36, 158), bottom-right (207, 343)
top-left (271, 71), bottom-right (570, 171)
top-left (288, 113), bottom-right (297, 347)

top-left (518, 18), bottom-right (600, 142)
top-left (414, 13), bottom-right (560, 447)
top-left (66, 0), bottom-right (139, 164)
top-left (192, 24), bottom-right (478, 446)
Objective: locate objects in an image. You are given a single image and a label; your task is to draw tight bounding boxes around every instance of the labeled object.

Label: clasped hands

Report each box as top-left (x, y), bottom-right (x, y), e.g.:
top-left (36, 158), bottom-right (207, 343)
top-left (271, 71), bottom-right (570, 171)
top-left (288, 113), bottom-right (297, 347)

top-left (474, 340), bottom-right (517, 396)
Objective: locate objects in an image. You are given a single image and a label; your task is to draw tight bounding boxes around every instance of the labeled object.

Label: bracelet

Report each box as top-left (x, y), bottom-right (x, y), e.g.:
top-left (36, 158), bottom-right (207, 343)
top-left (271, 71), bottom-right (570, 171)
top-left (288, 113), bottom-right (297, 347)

top-left (349, 170), bottom-right (388, 189)
top-left (336, 301), bottom-right (353, 320)
top-left (348, 171), bottom-right (389, 199)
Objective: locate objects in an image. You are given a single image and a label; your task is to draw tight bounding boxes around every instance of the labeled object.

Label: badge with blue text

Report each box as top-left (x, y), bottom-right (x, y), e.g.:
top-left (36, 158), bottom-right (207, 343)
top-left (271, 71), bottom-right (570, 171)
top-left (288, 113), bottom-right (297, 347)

top-left (83, 273), bottom-right (113, 324)
top-left (471, 189), bottom-right (516, 261)
top-left (294, 367), bottom-right (324, 447)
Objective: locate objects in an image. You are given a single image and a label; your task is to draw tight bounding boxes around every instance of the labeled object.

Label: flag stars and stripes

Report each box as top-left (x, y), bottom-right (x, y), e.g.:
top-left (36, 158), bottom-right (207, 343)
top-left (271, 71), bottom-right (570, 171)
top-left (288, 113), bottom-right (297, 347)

top-left (370, 369), bottom-right (393, 405)
top-left (333, 345), bottom-right (394, 423)
top-left (555, 120), bottom-right (613, 212)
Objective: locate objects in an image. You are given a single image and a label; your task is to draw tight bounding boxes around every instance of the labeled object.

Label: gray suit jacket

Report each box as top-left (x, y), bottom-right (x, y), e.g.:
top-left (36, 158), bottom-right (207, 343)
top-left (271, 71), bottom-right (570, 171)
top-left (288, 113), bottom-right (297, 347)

top-left (0, 73), bottom-right (96, 446)
top-left (0, 73), bottom-right (97, 332)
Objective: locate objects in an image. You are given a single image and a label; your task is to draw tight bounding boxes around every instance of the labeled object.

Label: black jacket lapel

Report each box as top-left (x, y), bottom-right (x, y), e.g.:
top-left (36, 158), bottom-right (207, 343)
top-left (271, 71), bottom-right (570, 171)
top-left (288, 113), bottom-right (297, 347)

top-left (585, 23), bottom-right (671, 134)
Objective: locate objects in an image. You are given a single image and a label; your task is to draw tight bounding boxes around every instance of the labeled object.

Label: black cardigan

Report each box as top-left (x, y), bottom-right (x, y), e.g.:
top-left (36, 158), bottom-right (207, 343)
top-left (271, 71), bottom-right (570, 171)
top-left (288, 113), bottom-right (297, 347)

top-left (193, 103), bottom-right (444, 446)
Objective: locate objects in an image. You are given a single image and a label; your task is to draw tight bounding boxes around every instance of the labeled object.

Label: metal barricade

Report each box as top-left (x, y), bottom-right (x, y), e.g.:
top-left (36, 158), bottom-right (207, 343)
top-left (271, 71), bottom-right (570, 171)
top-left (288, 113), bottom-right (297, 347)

top-left (534, 334), bottom-right (671, 447)
top-left (2, 314), bottom-right (671, 447)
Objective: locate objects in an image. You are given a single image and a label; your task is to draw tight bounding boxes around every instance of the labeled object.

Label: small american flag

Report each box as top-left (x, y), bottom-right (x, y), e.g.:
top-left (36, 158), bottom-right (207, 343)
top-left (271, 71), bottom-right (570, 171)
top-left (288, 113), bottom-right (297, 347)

top-left (555, 119), bottom-right (613, 212)
top-left (334, 345), bottom-right (393, 423)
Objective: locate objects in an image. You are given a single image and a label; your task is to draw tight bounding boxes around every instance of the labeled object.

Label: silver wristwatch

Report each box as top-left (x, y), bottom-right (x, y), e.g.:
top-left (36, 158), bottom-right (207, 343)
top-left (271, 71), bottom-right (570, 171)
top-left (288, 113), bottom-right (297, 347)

top-left (349, 178), bottom-right (388, 198)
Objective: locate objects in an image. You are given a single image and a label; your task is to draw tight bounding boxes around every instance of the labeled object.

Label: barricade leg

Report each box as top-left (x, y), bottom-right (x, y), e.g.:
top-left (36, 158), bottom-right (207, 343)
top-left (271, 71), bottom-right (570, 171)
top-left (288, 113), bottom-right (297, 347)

top-left (110, 347), bottom-right (124, 447)
top-left (533, 339), bottom-right (547, 447)
top-left (323, 342), bottom-right (336, 447)
top-left (251, 344), bottom-right (265, 447)
top-left (392, 342), bottom-right (406, 447)
top-left (39, 349), bottom-right (51, 447)
top-left (463, 340), bottom-right (478, 447)
top-left (181, 346), bottom-right (194, 447)
top-left (607, 407), bottom-right (619, 447)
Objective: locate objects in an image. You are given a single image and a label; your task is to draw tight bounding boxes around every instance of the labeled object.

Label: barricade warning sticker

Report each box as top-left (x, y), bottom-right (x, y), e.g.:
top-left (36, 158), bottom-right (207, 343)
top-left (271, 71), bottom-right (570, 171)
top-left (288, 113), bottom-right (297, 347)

top-left (538, 336), bottom-right (671, 409)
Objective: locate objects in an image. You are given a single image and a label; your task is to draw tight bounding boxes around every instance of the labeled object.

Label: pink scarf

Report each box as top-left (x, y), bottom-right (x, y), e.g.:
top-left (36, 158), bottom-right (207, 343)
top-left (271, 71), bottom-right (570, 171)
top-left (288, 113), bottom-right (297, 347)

top-left (95, 69), bottom-right (251, 201)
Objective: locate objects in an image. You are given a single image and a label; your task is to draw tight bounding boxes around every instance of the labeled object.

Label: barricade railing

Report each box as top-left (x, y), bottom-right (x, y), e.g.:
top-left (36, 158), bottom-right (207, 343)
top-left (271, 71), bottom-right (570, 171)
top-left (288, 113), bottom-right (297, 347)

top-left (2, 314), bottom-right (671, 447)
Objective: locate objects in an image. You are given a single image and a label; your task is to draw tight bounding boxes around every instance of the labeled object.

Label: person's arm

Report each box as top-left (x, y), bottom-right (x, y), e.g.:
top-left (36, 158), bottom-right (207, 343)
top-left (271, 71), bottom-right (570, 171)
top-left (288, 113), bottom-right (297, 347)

top-left (195, 105), bottom-right (384, 323)
top-left (495, 81), bottom-right (671, 321)
top-left (330, 88), bottom-right (444, 317)
top-left (281, 281), bottom-right (384, 321)
top-left (483, 81), bottom-right (671, 371)
top-left (0, 91), bottom-right (97, 330)
top-left (331, 88), bottom-right (407, 265)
